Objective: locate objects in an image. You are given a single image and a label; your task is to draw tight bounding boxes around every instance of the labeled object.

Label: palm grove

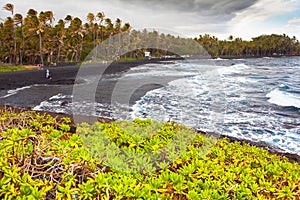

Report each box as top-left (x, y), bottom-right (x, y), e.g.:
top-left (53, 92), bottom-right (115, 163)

top-left (0, 3), bottom-right (131, 66)
top-left (196, 34), bottom-right (300, 58)
top-left (1, 3), bottom-right (300, 66)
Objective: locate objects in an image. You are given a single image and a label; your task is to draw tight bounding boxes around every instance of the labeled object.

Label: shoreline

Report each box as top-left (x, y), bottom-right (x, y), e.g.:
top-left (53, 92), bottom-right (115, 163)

top-left (0, 58), bottom-right (179, 91)
top-left (1, 58), bottom-right (300, 164)
top-left (0, 55), bottom-right (298, 91)
top-left (212, 54), bottom-right (300, 59)
top-left (0, 58), bottom-right (173, 112)
top-left (2, 105), bottom-right (300, 164)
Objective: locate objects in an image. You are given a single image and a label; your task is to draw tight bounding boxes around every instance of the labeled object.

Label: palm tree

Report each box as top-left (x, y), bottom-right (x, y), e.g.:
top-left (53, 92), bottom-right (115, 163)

top-left (64, 15), bottom-right (72, 25)
top-left (44, 11), bottom-right (54, 26)
top-left (96, 12), bottom-right (105, 42)
top-left (3, 3), bottom-right (16, 64)
top-left (87, 13), bottom-right (97, 59)
top-left (121, 23), bottom-right (131, 32)
top-left (14, 13), bottom-right (24, 65)
top-left (0, 7), bottom-right (140, 64)
top-left (2, 17), bottom-right (14, 63)
top-left (3, 3), bottom-right (14, 15)
top-left (27, 8), bottom-right (38, 16)
top-left (115, 18), bottom-right (122, 34)
top-left (55, 19), bottom-right (66, 64)
top-left (24, 9), bottom-right (46, 65)
top-left (37, 12), bottom-right (47, 65)
top-left (114, 18), bottom-right (122, 56)
top-left (69, 17), bottom-right (84, 61)
top-left (57, 15), bottom-right (73, 63)
top-left (87, 13), bottom-right (95, 47)
top-left (44, 11), bottom-right (55, 64)
top-left (104, 17), bottom-right (113, 39)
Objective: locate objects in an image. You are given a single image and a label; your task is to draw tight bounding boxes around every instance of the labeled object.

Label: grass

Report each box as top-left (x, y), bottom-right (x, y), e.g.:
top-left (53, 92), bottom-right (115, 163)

top-left (115, 57), bottom-right (137, 62)
top-left (0, 65), bottom-right (37, 72)
top-left (0, 108), bottom-right (299, 199)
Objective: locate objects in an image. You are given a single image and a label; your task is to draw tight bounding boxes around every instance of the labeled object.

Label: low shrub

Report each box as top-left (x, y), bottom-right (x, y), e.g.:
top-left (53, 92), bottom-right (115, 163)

top-left (0, 108), bottom-right (299, 199)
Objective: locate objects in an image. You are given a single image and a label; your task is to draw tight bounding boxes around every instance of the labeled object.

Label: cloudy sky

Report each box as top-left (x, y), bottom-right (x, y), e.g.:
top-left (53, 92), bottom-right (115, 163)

top-left (1, 0), bottom-right (300, 40)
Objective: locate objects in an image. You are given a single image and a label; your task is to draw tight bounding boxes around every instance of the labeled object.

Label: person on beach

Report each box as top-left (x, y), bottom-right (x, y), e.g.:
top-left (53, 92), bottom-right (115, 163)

top-left (46, 69), bottom-right (52, 79)
top-left (37, 64), bottom-right (43, 70)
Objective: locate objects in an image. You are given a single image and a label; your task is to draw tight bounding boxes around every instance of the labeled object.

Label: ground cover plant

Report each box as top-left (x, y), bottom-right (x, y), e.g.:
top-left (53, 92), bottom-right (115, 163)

top-left (0, 65), bottom-right (37, 72)
top-left (0, 108), bottom-right (299, 199)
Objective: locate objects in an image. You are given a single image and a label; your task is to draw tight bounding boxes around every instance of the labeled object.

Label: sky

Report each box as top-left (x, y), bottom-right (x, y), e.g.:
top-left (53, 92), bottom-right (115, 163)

top-left (1, 0), bottom-right (300, 40)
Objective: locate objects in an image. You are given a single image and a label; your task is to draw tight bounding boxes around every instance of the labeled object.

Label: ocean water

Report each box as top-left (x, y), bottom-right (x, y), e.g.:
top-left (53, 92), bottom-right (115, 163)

top-left (130, 57), bottom-right (300, 155)
top-left (0, 57), bottom-right (299, 155)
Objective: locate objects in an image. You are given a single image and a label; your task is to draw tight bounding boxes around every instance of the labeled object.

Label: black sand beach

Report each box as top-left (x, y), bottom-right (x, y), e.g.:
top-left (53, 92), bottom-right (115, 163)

top-left (0, 59), bottom-right (173, 109)
top-left (0, 58), bottom-right (300, 164)
top-left (0, 59), bottom-right (173, 90)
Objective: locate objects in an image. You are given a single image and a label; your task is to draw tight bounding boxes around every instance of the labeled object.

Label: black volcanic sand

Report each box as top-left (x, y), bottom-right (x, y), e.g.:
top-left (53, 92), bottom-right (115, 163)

top-left (0, 59), bottom-right (174, 90)
top-left (0, 59), bottom-right (174, 108)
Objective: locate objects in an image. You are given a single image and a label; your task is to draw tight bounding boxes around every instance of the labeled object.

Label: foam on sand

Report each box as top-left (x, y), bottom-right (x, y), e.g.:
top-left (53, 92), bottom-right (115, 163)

top-left (0, 85), bottom-right (33, 98)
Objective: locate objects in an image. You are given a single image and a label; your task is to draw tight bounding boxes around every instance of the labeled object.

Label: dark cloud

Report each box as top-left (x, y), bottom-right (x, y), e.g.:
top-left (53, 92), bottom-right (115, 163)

top-left (118, 0), bottom-right (258, 16)
top-left (0, 0), bottom-right (266, 39)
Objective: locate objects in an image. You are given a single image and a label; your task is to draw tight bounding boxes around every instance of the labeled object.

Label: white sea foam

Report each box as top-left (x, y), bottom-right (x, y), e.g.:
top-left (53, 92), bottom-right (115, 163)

top-left (279, 84), bottom-right (286, 88)
top-left (129, 60), bottom-right (300, 155)
top-left (49, 93), bottom-right (73, 101)
top-left (266, 88), bottom-right (300, 108)
top-left (34, 93), bottom-right (72, 113)
top-left (33, 100), bottom-right (69, 113)
top-left (232, 58), bottom-right (246, 61)
top-left (33, 93), bottom-right (115, 119)
top-left (223, 107), bottom-right (300, 154)
top-left (131, 71), bottom-right (226, 132)
top-left (0, 84), bottom-right (55, 99)
top-left (0, 85), bottom-right (32, 98)
top-left (124, 63), bottom-right (198, 78)
top-left (218, 63), bottom-right (250, 76)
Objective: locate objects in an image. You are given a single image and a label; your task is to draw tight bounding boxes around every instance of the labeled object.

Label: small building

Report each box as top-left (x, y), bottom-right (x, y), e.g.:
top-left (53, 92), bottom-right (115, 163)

top-left (144, 51), bottom-right (151, 58)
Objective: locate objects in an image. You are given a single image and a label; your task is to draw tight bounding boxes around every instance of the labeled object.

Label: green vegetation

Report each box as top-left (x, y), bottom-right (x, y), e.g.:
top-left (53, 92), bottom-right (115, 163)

top-left (195, 34), bottom-right (300, 58)
top-left (0, 65), bottom-right (36, 72)
top-left (2, 3), bottom-right (300, 67)
top-left (0, 108), bottom-right (299, 199)
top-left (115, 57), bottom-right (137, 62)
top-left (1, 3), bottom-right (131, 66)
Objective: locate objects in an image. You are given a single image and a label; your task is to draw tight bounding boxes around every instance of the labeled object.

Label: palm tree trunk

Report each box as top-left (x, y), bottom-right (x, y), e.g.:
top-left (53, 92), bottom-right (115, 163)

top-left (93, 29), bottom-right (96, 60)
top-left (39, 33), bottom-right (44, 65)
top-left (101, 25), bottom-right (104, 42)
top-left (56, 45), bottom-right (61, 64)
top-left (95, 30), bottom-right (98, 59)
top-left (50, 49), bottom-right (53, 64)
top-left (13, 27), bottom-right (17, 65)
top-left (20, 25), bottom-right (24, 65)
top-left (77, 37), bottom-right (83, 62)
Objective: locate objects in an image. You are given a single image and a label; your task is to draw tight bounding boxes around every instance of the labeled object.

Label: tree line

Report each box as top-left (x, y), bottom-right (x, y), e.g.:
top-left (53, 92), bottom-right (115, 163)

top-left (0, 3), bottom-right (131, 66)
top-left (195, 34), bottom-right (300, 58)
top-left (1, 3), bottom-right (300, 66)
